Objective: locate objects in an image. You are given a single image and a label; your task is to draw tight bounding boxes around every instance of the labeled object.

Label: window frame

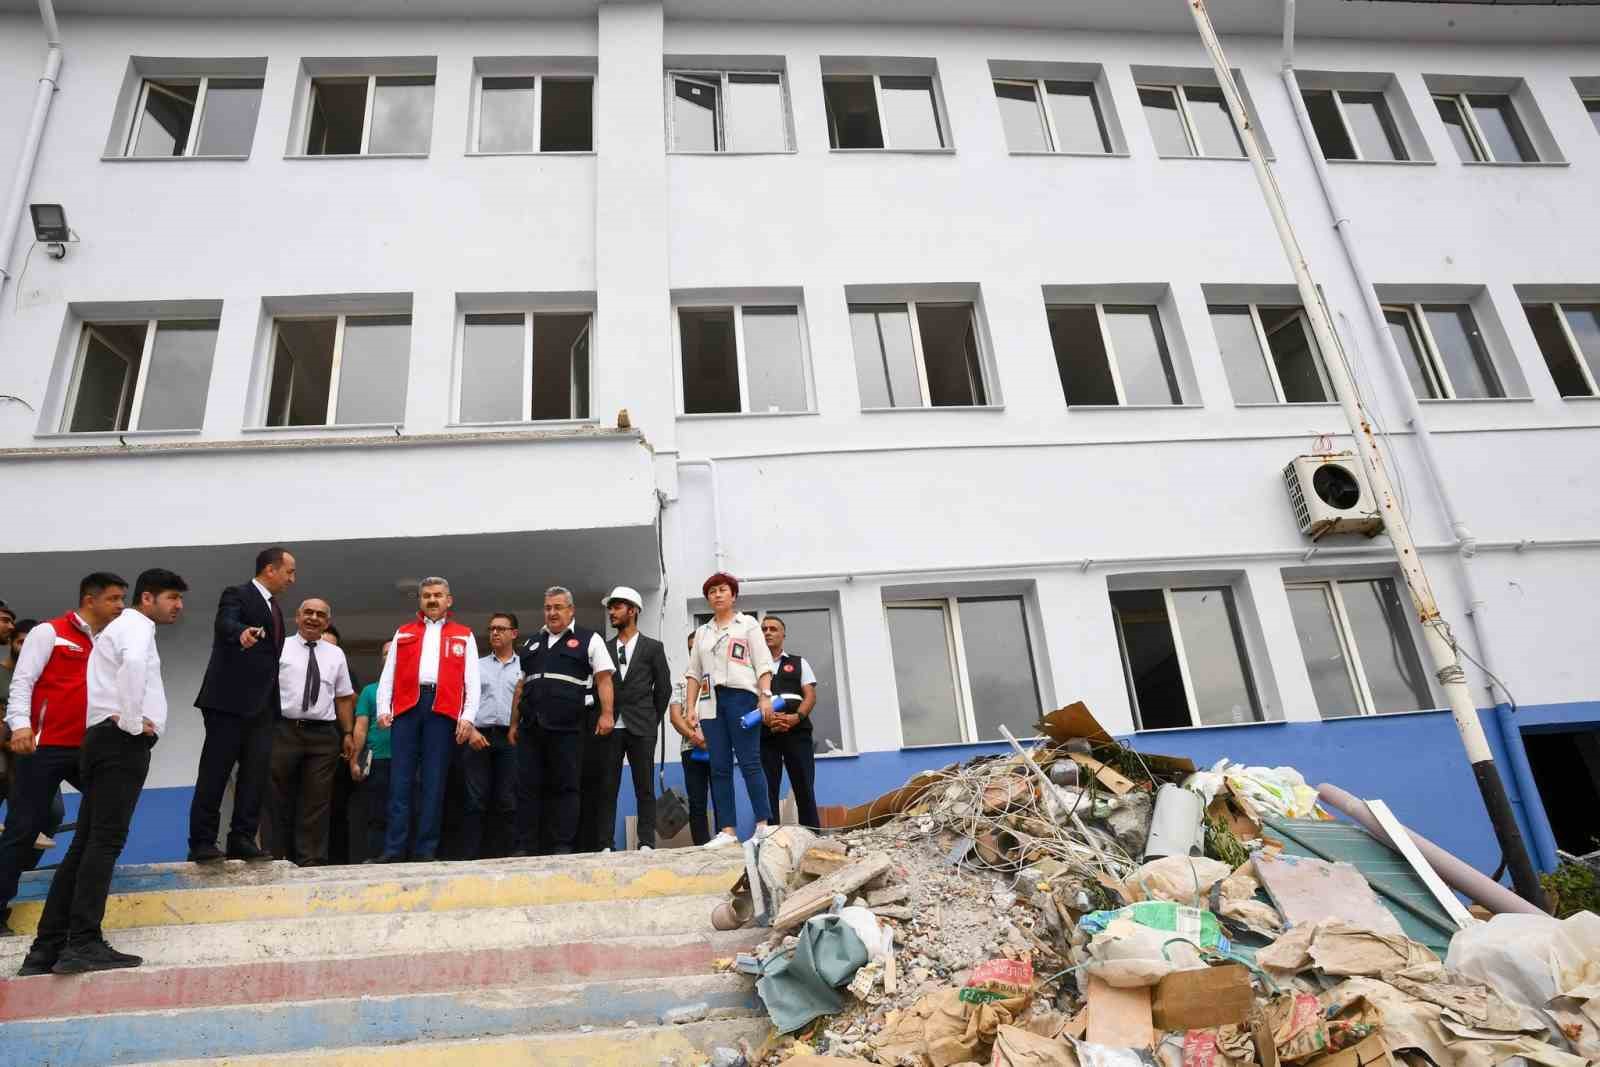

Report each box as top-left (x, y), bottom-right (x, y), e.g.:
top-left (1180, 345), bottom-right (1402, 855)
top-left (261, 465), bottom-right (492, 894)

top-left (1586, 97), bottom-right (1600, 134)
top-left (470, 72), bottom-right (594, 154)
top-left (1048, 301), bottom-right (1181, 407)
top-left (1304, 87), bottom-right (1406, 162)
top-left (850, 299), bottom-right (989, 410)
top-left (1137, 82), bottom-right (1242, 158)
top-left (991, 76), bottom-right (1111, 155)
top-left (454, 307), bottom-right (595, 425)
top-left (1110, 584), bottom-right (1262, 731)
top-left (1285, 577), bottom-right (1432, 718)
top-left (62, 320), bottom-right (150, 432)
top-left (1212, 303), bottom-right (1332, 404)
top-left (1431, 91), bottom-right (1536, 163)
top-left (304, 73), bottom-right (434, 157)
top-left (823, 72), bottom-right (948, 151)
top-left (265, 312), bottom-right (411, 427)
top-left (674, 300), bottom-right (812, 416)
top-left (1382, 302), bottom-right (1502, 400)
top-left (665, 68), bottom-right (792, 153)
top-left (1526, 301), bottom-right (1600, 398)
top-left (122, 75), bottom-right (265, 159)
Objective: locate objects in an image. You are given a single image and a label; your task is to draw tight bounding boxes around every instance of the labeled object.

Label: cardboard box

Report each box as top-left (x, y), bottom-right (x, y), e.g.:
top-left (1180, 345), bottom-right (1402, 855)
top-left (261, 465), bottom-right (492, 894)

top-left (1304, 1035), bottom-right (1396, 1067)
top-left (1152, 964), bottom-right (1255, 1031)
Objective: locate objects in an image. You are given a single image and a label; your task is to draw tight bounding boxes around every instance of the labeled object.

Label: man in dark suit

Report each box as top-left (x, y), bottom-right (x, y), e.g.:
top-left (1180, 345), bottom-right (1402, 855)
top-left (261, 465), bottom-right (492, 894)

top-left (187, 547), bottom-right (297, 863)
top-left (589, 586), bottom-right (671, 851)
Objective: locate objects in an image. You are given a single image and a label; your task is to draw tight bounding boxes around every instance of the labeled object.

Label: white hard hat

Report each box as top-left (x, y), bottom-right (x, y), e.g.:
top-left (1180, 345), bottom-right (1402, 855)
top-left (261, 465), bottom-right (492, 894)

top-left (602, 585), bottom-right (644, 610)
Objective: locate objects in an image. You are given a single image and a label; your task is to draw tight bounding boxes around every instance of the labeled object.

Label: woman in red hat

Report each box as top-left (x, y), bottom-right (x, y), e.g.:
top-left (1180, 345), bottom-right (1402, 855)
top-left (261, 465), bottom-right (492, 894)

top-left (682, 572), bottom-right (774, 847)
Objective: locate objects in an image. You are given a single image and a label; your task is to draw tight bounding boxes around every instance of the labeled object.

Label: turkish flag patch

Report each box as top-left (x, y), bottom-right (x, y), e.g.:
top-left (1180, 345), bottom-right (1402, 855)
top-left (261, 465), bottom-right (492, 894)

top-left (566, 638), bottom-right (581, 649)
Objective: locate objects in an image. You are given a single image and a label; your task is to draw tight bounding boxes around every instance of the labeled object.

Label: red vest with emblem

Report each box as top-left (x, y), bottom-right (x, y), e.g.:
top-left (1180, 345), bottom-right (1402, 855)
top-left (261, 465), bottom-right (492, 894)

top-left (30, 613), bottom-right (93, 747)
top-left (390, 615), bottom-right (473, 719)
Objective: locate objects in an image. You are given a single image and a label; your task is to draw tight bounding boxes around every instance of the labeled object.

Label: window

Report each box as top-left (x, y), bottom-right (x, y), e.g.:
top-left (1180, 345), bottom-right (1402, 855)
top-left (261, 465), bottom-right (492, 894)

top-left (1046, 303), bottom-right (1181, 406)
top-left (1432, 93), bottom-right (1537, 162)
top-left (1382, 303), bottom-right (1503, 399)
top-left (1587, 97), bottom-right (1600, 136)
top-left (667, 70), bottom-right (789, 152)
top-left (1286, 577), bottom-right (1432, 718)
top-left (1301, 88), bottom-right (1407, 161)
top-left (474, 74), bottom-right (593, 153)
top-left (824, 74), bottom-right (945, 149)
top-left (886, 596), bottom-right (1041, 746)
top-left (849, 301), bottom-right (987, 408)
top-left (1110, 587), bottom-right (1261, 730)
top-left (1523, 302), bottom-right (1600, 398)
top-left (1139, 83), bottom-right (1244, 158)
top-left (266, 314), bottom-right (411, 426)
top-left (678, 304), bottom-right (808, 415)
top-left (305, 75), bottom-right (434, 155)
top-left (458, 311), bottom-right (591, 423)
top-left (123, 76), bottom-right (263, 157)
top-left (1209, 304), bottom-right (1333, 403)
top-left (62, 319), bottom-right (219, 432)
top-left (993, 78), bottom-right (1111, 154)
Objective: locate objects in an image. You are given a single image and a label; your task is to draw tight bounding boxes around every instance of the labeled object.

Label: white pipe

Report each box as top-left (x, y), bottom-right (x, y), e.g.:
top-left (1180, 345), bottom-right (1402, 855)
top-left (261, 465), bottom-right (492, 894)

top-left (0, 0), bottom-right (62, 296)
top-left (675, 458), bottom-right (726, 571)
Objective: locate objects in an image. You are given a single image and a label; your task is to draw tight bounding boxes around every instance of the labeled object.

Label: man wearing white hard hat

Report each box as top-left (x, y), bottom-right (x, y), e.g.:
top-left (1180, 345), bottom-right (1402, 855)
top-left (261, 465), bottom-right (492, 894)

top-left (585, 586), bottom-right (672, 851)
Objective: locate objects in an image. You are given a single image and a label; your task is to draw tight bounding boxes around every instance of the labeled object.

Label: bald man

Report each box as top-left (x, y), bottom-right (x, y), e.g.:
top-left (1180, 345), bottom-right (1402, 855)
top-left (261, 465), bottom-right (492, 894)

top-left (268, 598), bottom-right (355, 866)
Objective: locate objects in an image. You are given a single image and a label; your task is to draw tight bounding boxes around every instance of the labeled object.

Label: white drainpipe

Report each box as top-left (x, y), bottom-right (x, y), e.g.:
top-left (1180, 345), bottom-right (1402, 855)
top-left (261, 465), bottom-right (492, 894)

top-left (0, 0), bottom-right (63, 303)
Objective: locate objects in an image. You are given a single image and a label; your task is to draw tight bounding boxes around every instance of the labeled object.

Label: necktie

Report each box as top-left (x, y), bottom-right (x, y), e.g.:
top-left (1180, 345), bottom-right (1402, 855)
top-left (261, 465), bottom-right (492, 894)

top-left (302, 640), bottom-right (321, 713)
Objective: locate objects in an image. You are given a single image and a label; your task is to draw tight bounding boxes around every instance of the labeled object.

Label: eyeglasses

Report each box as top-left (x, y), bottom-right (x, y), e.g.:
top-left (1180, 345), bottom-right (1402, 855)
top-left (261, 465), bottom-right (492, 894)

top-left (488, 625), bottom-right (516, 632)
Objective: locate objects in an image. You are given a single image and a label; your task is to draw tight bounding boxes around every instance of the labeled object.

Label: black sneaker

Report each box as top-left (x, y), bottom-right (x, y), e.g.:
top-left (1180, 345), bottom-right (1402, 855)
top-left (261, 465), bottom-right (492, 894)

top-left (187, 843), bottom-right (225, 864)
top-left (225, 837), bottom-right (270, 862)
top-left (0, 907), bottom-right (15, 936)
top-left (18, 946), bottom-right (59, 977)
top-left (53, 940), bottom-right (143, 974)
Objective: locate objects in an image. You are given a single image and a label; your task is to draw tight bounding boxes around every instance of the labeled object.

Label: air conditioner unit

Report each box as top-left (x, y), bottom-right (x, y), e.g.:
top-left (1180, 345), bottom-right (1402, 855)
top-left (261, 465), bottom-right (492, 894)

top-left (1283, 452), bottom-right (1383, 539)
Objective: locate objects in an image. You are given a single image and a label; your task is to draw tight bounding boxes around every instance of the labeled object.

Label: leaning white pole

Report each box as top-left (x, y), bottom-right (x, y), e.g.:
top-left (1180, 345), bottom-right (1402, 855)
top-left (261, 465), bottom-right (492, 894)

top-left (1183, 0), bottom-right (1545, 907)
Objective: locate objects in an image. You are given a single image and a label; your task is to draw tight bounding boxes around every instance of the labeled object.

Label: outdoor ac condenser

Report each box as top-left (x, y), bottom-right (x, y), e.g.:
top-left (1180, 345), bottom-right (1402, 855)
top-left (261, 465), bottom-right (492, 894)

top-left (1282, 452), bottom-right (1384, 539)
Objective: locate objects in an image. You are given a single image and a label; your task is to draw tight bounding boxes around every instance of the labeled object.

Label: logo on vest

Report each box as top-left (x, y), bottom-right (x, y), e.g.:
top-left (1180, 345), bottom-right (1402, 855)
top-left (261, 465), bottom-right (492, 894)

top-left (449, 638), bottom-right (468, 658)
top-left (566, 638), bottom-right (581, 649)
top-left (783, 662), bottom-right (795, 673)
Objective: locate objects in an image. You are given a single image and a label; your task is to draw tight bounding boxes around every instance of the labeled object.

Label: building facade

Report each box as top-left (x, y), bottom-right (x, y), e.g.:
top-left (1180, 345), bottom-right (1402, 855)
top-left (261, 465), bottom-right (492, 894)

top-left (2, 0), bottom-right (1597, 872)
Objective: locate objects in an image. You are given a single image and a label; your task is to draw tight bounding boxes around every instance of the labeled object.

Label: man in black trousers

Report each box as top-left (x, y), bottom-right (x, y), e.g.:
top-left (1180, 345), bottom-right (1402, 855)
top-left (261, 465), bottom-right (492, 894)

top-left (187, 547), bottom-right (296, 863)
top-left (592, 587), bottom-right (671, 851)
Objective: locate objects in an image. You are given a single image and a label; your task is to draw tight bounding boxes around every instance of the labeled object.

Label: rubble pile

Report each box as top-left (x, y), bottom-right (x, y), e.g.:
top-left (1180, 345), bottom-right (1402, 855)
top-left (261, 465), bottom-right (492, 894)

top-left (705, 703), bottom-right (1600, 1067)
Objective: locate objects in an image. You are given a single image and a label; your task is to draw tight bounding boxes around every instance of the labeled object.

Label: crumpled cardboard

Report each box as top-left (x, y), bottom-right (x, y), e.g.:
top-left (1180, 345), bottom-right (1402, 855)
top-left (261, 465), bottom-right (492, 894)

top-left (1257, 921), bottom-right (1442, 983)
top-left (1264, 992), bottom-right (1330, 1061)
top-left (873, 987), bottom-right (1031, 1067)
top-left (1122, 856), bottom-right (1283, 938)
top-left (992, 1024), bottom-right (1079, 1066)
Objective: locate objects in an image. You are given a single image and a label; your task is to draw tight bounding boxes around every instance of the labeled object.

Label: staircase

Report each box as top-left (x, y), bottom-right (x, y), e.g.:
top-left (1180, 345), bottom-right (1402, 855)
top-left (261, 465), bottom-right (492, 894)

top-left (0, 849), bottom-right (773, 1065)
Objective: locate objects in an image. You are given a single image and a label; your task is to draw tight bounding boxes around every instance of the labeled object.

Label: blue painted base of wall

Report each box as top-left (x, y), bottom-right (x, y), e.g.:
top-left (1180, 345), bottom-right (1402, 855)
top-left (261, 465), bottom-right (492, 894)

top-left (8, 701), bottom-right (1597, 878)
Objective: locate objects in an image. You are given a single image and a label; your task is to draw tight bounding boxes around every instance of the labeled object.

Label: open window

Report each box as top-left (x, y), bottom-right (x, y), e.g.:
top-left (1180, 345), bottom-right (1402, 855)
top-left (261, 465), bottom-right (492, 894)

top-left (1110, 586), bottom-right (1262, 730)
top-left (1046, 303), bottom-right (1182, 406)
top-left (1285, 576), bottom-right (1433, 718)
top-left (1138, 83), bottom-right (1243, 158)
top-left (123, 76), bottom-right (264, 157)
top-left (265, 313), bottom-right (411, 426)
top-left (677, 302), bottom-right (810, 415)
top-left (62, 319), bottom-right (219, 432)
top-left (667, 69), bottom-right (790, 152)
top-left (849, 300), bottom-right (989, 409)
top-left (1523, 301), bottom-right (1600, 399)
top-left (473, 68), bottom-right (593, 153)
top-left (822, 60), bottom-right (948, 150)
top-left (300, 64), bottom-right (436, 156)
top-left (993, 78), bottom-right (1111, 154)
top-left (1301, 88), bottom-right (1408, 161)
top-left (1424, 75), bottom-right (1559, 164)
top-left (1209, 304), bottom-right (1333, 404)
top-left (1382, 303), bottom-right (1504, 399)
top-left (458, 311), bottom-right (592, 423)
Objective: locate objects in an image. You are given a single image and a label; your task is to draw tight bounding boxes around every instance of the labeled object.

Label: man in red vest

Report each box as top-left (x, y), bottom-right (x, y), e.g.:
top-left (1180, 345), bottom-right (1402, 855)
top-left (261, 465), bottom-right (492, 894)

top-left (374, 577), bottom-right (482, 862)
top-left (0, 572), bottom-right (129, 935)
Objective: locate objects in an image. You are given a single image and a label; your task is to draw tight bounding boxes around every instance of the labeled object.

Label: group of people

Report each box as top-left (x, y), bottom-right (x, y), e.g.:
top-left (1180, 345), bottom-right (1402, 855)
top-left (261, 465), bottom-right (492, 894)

top-left (0, 551), bottom-right (822, 977)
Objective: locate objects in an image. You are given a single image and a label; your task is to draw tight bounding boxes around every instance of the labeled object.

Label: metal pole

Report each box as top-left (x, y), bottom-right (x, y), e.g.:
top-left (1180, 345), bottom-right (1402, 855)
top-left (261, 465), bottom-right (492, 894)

top-left (1183, 0), bottom-right (1547, 908)
top-left (0, 0), bottom-right (62, 299)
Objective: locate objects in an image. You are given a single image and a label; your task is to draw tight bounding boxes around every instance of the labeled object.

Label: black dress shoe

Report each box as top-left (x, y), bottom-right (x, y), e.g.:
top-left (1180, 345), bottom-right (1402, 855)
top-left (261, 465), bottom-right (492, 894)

top-left (18, 946), bottom-right (58, 977)
top-left (225, 838), bottom-right (270, 862)
top-left (53, 939), bottom-right (142, 974)
top-left (187, 844), bottom-right (225, 864)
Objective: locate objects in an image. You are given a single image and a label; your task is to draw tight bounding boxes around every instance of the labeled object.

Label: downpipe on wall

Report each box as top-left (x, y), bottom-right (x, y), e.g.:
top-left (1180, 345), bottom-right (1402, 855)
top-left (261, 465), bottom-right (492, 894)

top-left (0, 0), bottom-right (63, 308)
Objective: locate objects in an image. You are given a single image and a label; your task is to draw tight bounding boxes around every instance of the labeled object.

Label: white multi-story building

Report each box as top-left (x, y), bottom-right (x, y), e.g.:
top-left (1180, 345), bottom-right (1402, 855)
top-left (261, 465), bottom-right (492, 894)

top-left (2, 0), bottom-right (1597, 873)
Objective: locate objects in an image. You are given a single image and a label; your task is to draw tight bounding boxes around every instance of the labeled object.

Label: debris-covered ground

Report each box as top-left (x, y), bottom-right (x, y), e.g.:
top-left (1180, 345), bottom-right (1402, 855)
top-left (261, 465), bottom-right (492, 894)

top-left (702, 703), bottom-right (1600, 1067)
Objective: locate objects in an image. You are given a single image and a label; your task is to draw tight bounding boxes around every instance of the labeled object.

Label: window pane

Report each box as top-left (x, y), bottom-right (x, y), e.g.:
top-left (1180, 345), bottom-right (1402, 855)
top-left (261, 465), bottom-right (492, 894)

top-left (671, 76), bottom-right (719, 152)
top-left (1340, 91), bottom-right (1406, 162)
top-left (994, 81), bottom-right (1050, 152)
top-left (1301, 89), bottom-right (1354, 160)
top-left (959, 598), bottom-right (1042, 741)
top-left (268, 318), bottom-right (336, 425)
top-left (1434, 95), bottom-right (1481, 162)
top-left (887, 605), bottom-right (962, 746)
top-left (335, 315), bottom-right (411, 424)
top-left (1183, 85), bottom-right (1244, 158)
top-left (849, 304), bottom-right (921, 408)
top-left (726, 73), bottom-right (787, 152)
top-left (1588, 98), bottom-right (1600, 136)
top-left (369, 77), bottom-right (433, 154)
top-left (195, 79), bottom-right (263, 156)
top-left (1286, 585), bottom-right (1362, 719)
top-left (1468, 94), bottom-right (1536, 162)
top-left (132, 81), bottom-right (198, 157)
top-left (541, 79), bottom-right (593, 151)
top-left (1110, 590), bottom-right (1190, 730)
top-left (1384, 308), bottom-right (1440, 399)
top-left (307, 79), bottom-right (367, 155)
top-left (1210, 306), bottom-right (1277, 404)
top-left (1170, 588), bottom-right (1259, 726)
top-left (136, 320), bottom-right (218, 430)
top-left (823, 77), bottom-right (883, 149)
top-left (879, 75), bottom-right (943, 149)
top-left (1343, 578), bottom-right (1432, 714)
top-left (1523, 304), bottom-right (1592, 398)
top-left (765, 609), bottom-right (842, 755)
top-left (679, 307), bottom-right (740, 414)
top-left (1563, 305), bottom-right (1600, 391)
top-left (478, 77), bottom-right (536, 153)
top-left (532, 313), bottom-right (592, 420)
top-left (1045, 81), bottom-right (1111, 154)
top-left (916, 303), bottom-right (986, 407)
top-left (1259, 307), bottom-right (1330, 402)
top-left (69, 324), bottom-right (146, 432)
top-left (1423, 305), bottom-right (1501, 398)
top-left (1047, 305), bottom-right (1119, 405)
top-left (1104, 306), bottom-right (1181, 405)
top-left (460, 313), bottom-right (525, 422)
top-left (1140, 86), bottom-right (1192, 156)
top-left (742, 307), bottom-right (807, 413)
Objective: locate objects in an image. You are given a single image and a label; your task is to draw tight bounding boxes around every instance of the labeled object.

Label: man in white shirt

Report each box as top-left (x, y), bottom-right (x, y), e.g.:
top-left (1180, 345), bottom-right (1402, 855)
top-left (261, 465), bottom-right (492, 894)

top-left (20, 567), bottom-right (186, 977)
top-left (269, 598), bottom-right (356, 866)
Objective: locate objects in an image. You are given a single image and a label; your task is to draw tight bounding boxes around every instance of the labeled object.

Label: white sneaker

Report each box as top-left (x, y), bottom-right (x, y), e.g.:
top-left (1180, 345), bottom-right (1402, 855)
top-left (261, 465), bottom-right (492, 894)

top-left (638, 845), bottom-right (654, 852)
top-left (704, 831), bottom-right (739, 849)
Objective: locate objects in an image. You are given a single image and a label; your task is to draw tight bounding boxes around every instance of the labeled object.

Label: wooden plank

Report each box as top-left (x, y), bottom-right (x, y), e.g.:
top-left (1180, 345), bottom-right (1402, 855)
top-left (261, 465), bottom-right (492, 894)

top-left (1069, 753), bottom-right (1136, 795)
top-left (1364, 799), bottom-right (1474, 930)
top-left (1253, 851), bottom-right (1404, 936)
top-left (1086, 975), bottom-right (1154, 1049)
top-left (773, 852), bottom-right (892, 931)
top-left (799, 847), bottom-right (852, 878)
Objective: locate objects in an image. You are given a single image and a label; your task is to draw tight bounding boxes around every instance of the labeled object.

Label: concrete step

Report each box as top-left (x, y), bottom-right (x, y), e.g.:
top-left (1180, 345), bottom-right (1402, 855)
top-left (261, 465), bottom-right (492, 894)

top-left (131, 1015), bottom-right (775, 1066)
top-left (7, 849), bottom-right (745, 935)
top-left (6, 973), bottom-right (765, 1067)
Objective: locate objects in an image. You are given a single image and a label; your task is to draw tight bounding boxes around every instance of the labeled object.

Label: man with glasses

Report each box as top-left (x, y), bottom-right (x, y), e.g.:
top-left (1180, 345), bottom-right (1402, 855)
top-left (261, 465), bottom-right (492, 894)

top-left (463, 613), bottom-right (521, 859)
